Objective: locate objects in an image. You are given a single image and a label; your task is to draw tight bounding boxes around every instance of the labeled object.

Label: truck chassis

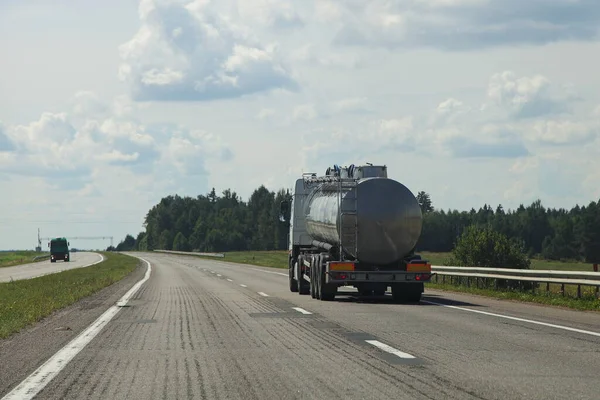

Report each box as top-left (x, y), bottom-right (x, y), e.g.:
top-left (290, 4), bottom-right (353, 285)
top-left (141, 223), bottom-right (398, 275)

top-left (288, 248), bottom-right (433, 303)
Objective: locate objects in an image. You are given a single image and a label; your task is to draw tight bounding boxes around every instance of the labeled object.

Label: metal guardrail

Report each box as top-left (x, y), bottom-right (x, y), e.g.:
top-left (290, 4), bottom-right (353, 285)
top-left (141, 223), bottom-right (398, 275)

top-left (430, 266), bottom-right (600, 298)
top-left (153, 250), bottom-right (225, 258)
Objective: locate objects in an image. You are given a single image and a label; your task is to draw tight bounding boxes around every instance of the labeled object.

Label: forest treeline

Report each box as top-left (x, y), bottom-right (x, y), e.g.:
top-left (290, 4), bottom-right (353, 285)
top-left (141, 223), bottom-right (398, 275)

top-left (113, 186), bottom-right (600, 263)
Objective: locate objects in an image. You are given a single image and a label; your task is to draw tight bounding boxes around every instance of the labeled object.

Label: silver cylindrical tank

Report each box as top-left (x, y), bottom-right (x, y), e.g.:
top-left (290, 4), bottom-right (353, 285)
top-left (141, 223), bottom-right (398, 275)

top-left (304, 177), bottom-right (422, 265)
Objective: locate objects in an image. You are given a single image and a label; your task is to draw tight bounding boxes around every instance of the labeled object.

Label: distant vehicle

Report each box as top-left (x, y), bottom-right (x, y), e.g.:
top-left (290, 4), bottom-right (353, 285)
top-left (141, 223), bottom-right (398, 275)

top-left (280, 163), bottom-right (432, 302)
top-left (48, 237), bottom-right (70, 263)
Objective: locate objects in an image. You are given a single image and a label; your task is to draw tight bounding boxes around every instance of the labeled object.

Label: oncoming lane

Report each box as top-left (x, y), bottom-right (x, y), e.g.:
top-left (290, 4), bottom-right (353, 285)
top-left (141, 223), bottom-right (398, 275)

top-left (0, 252), bottom-right (104, 283)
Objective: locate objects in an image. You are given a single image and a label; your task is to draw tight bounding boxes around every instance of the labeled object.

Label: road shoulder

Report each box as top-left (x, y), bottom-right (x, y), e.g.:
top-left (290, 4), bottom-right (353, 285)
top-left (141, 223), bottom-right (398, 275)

top-left (0, 259), bottom-right (147, 398)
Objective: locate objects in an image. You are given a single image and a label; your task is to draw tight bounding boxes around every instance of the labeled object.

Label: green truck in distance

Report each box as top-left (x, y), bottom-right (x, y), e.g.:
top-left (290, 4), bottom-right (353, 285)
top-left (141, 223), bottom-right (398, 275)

top-left (48, 237), bottom-right (70, 263)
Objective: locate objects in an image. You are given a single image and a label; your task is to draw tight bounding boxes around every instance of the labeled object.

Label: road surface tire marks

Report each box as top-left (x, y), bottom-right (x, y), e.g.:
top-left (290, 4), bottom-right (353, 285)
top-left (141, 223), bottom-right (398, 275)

top-left (175, 258), bottom-right (490, 399)
top-left (27, 255), bottom-right (478, 400)
top-left (0, 260), bottom-right (148, 398)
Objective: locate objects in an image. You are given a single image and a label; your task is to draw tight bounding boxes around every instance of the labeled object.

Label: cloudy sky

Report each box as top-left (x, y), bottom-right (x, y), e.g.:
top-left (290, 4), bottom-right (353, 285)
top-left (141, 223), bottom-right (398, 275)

top-left (1, 0), bottom-right (600, 250)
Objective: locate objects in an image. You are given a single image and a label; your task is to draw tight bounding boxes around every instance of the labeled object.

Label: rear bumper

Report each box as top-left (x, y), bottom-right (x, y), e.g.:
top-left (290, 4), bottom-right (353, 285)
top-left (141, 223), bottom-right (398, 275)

top-left (325, 270), bottom-right (435, 284)
top-left (50, 253), bottom-right (69, 260)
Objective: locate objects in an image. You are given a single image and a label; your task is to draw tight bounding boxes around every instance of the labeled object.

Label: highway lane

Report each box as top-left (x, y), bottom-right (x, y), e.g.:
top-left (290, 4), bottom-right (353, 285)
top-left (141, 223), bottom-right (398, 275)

top-left (0, 252), bottom-right (104, 283)
top-left (3, 252), bottom-right (599, 400)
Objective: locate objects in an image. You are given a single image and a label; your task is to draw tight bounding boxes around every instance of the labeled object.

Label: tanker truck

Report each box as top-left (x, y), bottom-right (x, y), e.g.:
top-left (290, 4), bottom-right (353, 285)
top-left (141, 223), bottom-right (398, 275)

top-left (279, 163), bottom-right (432, 302)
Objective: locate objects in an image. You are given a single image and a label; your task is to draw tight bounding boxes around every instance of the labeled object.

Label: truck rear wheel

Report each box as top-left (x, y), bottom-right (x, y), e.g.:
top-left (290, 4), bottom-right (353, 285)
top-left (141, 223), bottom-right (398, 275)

top-left (289, 257), bottom-right (298, 292)
top-left (318, 256), bottom-right (336, 301)
top-left (310, 258), bottom-right (317, 298)
top-left (297, 257), bottom-right (310, 295)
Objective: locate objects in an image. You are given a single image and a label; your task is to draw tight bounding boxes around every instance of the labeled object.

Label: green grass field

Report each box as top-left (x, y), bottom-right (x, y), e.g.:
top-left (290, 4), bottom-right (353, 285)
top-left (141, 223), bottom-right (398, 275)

top-left (0, 252), bottom-right (140, 339)
top-left (189, 250), bottom-right (599, 311)
top-left (417, 251), bottom-right (594, 271)
top-left (0, 251), bottom-right (49, 269)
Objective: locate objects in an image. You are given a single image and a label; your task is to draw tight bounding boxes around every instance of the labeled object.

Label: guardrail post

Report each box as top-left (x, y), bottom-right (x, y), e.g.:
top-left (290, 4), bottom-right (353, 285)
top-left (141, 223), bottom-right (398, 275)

top-left (577, 285), bottom-right (581, 299)
top-left (594, 264), bottom-right (598, 272)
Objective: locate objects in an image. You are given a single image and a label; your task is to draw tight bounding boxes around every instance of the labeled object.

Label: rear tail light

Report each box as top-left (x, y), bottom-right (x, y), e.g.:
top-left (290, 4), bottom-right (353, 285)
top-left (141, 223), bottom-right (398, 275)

top-left (415, 274), bottom-right (431, 281)
top-left (331, 272), bottom-right (353, 280)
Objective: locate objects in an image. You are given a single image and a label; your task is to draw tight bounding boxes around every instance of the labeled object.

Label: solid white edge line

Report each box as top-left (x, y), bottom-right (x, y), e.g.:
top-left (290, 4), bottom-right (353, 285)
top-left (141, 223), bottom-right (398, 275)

top-left (258, 292), bottom-right (269, 297)
top-left (240, 284), bottom-right (247, 288)
top-left (365, 340), bottom-right (416, 359)
top-left (292, 307), bottom-right (312, 315)
top-left (2, 256), bottom-right (153, 400)
top-left (421, 300), bottom-right (600, 338)
top-left (249, 267), bottom-right (287, 277)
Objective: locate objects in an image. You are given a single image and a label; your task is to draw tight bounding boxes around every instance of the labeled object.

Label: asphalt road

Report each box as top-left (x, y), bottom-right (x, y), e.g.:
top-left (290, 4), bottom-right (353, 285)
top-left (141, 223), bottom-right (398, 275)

top-left (0, 252), bottom-right (103, 282)
top-left (2, 252), bottom-right (600, 400)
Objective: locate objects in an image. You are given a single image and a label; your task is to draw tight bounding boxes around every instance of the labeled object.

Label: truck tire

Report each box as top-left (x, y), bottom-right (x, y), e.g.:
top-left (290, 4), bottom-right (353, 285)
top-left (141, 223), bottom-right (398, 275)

top-left (289, 257), bottom-right (298, 292)
top-left (297, 257), bottom-right (310, 295)
top-left (318, 257), bottom-right (336, 301)
top-left (310, 258), bottom-right (317, 298)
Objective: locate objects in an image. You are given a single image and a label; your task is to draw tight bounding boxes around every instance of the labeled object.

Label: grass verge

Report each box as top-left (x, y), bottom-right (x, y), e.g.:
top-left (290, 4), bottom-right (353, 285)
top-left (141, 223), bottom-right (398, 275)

top-left (0, 252), bottom-right (139, 339)
top-left (207, 250), bottom-right (288, 269)
top-left (425, 281), bottom-right (600, 312)
top-left (418, 251), bottom-right (593, 272)
top-left (0, 251), bottom-right (50, 269)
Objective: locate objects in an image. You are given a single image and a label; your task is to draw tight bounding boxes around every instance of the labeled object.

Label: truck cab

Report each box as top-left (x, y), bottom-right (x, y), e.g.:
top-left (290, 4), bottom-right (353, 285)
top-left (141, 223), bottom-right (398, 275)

top-left (49, 238), bottom-right (70, 263)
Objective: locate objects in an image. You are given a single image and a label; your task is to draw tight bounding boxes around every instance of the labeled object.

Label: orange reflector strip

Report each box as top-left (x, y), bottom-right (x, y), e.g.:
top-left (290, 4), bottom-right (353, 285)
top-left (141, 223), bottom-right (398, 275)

top-left (407, 263), bottom-right (431, 273)
top-left (329, 262), bottom-right (355, 271)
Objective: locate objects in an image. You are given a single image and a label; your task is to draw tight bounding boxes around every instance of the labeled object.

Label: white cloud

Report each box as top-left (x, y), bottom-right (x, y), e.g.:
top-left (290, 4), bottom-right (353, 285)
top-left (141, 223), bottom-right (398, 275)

top-left (430, 98), bottom-right (472, 126)
top-left (486, 70), bottom-right (574, 119)
top-left (289, 43), bottom-right (364, 69)
top-left (374, 117), bottom-right (414, 145)
top-left (292, 104), bottom-right (318, 121)
top-left (331, 0), bottom-right (600, 50)
top-left (528, 119), bottom-right (599, 146)
top-left (331, 97), bottom-right (370, 114)
top-left (256, 108), bottom-right (276, 120)
top-left (314, 1), bottom-right (342, 23)
top-left (118, 0), bottom-right (298, 101)
top-left (71, 91), bottom-right (108, 117)
top-left (236, 0), bottom-right (304, 30)
top-left (0, 92), bottom-right (232, 190)
top-left (0, 122), bottom-right (14, 152)
top-left (96, 150), bottom-right (140, 162)
top-left (437, 124), bottom-right (529, 159)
